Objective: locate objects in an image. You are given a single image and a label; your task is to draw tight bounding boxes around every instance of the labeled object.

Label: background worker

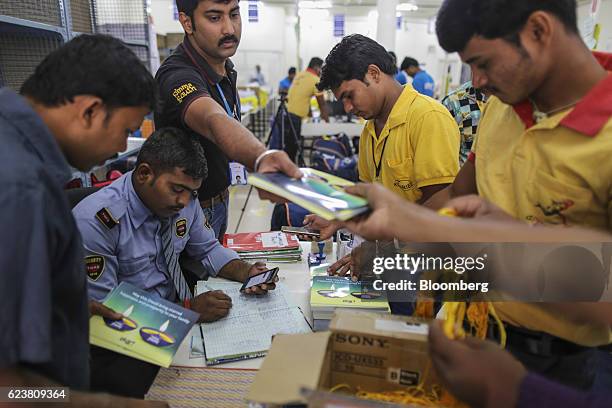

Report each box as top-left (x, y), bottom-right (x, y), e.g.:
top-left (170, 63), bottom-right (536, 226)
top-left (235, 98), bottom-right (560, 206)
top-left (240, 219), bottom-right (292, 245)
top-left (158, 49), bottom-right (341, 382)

top-left (400, 56), bottom-right (436, 97)
top-left (278, 66), bottom-right (296, 94)
top-left (285, 57), bottom-right (330, 162)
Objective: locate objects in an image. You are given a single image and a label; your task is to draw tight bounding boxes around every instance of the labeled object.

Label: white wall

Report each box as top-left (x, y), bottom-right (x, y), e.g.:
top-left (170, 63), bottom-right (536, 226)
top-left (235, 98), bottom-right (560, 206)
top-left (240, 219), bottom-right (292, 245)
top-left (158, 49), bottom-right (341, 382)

top-left (150, 1), bottom-right (296, 88)
top-left (150, 0), bottom-right (611, 92)
top-left (578, 0), bottom-right (612, 51)
top-left (150, 0), bottom-right (182, 35)
top-left (233, 4), bottom-right (288, 87)
top-left (395, 17), bottom-right (462, 96)
top-left (296, 9), bottom-right (459, 98)
top-left (596, 0), bottom-right (612, 52)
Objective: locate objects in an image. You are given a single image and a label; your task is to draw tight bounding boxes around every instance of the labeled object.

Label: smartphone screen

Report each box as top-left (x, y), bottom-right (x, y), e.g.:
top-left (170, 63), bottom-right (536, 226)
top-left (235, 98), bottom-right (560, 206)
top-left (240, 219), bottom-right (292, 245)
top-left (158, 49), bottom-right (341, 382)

top-left (281, 226), bottom-right (320, 237)
top-left (242, 268), bottom-right (278, 290)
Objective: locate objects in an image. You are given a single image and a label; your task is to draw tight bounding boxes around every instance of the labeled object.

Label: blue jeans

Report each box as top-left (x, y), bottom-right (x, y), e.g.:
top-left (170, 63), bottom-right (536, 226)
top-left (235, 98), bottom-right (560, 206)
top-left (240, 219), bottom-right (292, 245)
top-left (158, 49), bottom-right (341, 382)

top-left (201, 198), bottom-right (229, 242)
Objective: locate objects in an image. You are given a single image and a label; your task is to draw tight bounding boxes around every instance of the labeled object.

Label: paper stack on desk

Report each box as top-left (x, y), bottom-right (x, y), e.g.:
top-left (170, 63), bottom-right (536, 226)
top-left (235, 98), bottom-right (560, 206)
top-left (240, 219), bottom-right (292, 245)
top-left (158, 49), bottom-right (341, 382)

top-left (223, 231), bottom-right (302, 263)
top-left (193, 280), bottom-right (312, 365)
top-left (310, 276), bottom-right (389, 331)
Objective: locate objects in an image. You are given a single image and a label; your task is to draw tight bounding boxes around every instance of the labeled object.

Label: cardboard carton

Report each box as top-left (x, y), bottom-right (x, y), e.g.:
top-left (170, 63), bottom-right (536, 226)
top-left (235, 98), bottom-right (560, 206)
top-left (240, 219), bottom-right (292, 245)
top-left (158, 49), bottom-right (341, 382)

top-left (247, 310), bottom-right (434, 406)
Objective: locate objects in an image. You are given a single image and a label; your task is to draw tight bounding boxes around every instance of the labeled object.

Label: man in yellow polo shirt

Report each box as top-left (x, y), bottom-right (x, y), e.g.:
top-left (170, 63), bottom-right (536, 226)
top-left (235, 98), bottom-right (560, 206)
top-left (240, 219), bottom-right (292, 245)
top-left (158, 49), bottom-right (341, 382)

top-left (284, 57), bottom-right (329, 162)
top-left (420, 0), bottom-right (612, 389)
top-left (311, 34), bottom-right (460, 286)
top-left (317, 35), bottom-right (459, 203)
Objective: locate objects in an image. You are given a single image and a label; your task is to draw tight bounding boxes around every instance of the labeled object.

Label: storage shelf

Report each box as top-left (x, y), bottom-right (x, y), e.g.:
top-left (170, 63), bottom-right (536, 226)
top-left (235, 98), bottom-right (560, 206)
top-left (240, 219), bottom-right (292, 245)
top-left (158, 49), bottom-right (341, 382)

top-left (0, 15), bottom-right (66, 38)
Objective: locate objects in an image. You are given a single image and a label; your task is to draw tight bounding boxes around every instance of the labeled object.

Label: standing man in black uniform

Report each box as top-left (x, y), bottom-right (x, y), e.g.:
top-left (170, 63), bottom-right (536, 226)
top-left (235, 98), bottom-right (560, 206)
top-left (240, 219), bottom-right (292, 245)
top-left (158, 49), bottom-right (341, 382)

top-left (155, 0), bottom-right (301, 240)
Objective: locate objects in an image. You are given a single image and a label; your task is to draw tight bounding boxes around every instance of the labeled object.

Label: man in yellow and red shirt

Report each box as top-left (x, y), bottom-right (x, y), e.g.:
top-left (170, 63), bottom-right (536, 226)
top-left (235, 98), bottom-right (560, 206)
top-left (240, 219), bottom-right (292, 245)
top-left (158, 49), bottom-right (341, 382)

top-left (421, 0), bottom-right (612, 390)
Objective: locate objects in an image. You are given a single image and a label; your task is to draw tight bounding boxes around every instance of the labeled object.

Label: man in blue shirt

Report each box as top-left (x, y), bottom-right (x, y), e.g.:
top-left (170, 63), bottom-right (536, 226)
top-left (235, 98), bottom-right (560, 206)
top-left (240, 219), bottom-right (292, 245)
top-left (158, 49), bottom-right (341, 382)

top-left (400, 57), bottom-right (436, 97)
top-left (388, 51), bottom-right (408, 85)
top-left (0, 35), bottom-right (163, 407)
top-left (279, 67), bottom-right (296, 94)
top-left (73, 127), bottom-right (273, 398)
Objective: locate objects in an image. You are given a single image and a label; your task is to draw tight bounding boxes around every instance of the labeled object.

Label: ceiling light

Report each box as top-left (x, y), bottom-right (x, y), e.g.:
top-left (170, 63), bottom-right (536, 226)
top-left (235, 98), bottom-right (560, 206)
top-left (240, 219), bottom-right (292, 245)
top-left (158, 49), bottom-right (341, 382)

top-left (397, 3), bottom-right (419, 12)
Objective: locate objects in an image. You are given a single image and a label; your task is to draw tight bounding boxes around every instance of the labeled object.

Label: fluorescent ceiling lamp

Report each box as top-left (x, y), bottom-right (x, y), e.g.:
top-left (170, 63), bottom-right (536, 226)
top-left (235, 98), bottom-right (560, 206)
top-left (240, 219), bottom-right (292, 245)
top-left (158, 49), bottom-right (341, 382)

top-left (397, 3), bottom-right (419, 11)
top-left (298, 1), bottom-right (332, 9)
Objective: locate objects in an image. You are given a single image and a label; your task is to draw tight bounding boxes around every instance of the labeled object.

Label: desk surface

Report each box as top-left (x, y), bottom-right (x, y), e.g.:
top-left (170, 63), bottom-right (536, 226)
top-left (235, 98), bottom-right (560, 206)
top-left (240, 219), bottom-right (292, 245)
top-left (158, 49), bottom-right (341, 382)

top-left (171, 241), bottom-right (332, 370)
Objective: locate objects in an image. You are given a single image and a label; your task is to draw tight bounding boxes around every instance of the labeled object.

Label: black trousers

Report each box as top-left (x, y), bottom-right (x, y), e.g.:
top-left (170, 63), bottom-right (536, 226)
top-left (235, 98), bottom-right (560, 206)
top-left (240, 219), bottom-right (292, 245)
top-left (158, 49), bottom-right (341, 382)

top-left (491, 325), bottom-right (597, 390)
top-left (90, 345), bottom-right (160, 399)
top-left (282, 112), bottom-right (302, 163)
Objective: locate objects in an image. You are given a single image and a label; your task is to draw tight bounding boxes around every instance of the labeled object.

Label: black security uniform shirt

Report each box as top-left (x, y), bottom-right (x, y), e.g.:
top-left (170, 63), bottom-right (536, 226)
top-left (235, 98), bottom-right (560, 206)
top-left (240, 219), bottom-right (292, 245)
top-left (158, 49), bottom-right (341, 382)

top-left (155, 37), bottom-right (241, 201)
top-left (0, 88), bottom-right (90, 390)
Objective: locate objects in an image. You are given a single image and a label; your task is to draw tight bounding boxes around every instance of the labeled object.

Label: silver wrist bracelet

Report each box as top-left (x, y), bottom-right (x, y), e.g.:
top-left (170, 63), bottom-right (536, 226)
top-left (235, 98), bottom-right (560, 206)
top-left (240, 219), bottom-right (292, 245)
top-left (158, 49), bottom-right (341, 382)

top-left (253, 149), bottom-right (281, 172)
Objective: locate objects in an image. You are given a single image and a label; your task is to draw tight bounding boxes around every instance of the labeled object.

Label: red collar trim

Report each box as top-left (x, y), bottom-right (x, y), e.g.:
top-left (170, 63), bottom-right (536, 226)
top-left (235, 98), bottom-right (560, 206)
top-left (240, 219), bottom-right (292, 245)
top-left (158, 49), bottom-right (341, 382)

top-left (512, 100), bottom-right (536, 129)
top-left (512, 51), bottom-right (612, 136)
top-left (593, 51), bottom-right (612, 70)
top-left (559, 73), bottom-right (612, 136)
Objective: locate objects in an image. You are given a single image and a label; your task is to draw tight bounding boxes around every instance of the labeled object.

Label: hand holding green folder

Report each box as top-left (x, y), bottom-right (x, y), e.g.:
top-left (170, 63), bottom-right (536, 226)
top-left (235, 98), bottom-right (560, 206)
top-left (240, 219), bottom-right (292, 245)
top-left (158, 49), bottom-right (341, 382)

top-left (90, 282), bottom-right (199, 367)
top-left (247, 168), bottom-right (369, 221)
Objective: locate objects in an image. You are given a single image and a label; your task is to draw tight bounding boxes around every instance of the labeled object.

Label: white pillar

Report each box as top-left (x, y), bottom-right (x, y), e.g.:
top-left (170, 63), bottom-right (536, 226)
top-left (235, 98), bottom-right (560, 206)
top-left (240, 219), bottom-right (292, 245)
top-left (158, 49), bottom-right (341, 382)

top-left (376, 0), bottom-right (398, 51)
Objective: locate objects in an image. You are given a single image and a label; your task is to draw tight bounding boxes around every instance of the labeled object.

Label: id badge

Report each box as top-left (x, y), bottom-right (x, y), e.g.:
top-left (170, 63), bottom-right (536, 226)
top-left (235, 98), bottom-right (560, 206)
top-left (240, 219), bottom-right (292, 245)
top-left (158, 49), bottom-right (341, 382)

top-left (229, 162), bottom-right (247, 185)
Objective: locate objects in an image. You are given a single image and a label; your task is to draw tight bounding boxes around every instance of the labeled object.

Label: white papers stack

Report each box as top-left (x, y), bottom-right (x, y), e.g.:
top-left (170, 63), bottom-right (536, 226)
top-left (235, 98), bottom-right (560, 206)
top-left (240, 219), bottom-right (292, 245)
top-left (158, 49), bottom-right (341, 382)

top-left (193, 280), bottom-right (312, 365)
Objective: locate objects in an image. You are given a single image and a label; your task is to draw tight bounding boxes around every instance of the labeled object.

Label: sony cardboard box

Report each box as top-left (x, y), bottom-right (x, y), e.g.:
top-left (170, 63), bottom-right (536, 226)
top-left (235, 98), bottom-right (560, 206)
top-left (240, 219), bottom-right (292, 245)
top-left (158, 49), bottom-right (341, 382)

top-left (247, 310), bottom-right (434, 406)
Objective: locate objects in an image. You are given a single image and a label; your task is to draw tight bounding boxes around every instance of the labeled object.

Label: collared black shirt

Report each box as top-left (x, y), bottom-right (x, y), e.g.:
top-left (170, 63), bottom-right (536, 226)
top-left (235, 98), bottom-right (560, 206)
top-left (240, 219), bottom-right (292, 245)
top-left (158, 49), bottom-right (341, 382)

top-left (0, 88), bottom-right (90, 390)
top-left (154, 37), bottom-right (241, 201)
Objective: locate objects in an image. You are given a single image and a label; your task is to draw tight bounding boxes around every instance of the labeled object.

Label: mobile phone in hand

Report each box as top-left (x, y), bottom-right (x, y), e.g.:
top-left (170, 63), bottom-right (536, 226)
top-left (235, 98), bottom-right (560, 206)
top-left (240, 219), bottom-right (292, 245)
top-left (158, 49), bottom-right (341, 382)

top-left (240, 267), bottom-right (279, 292)
top-left (281, 226), bottom-right (321, 239)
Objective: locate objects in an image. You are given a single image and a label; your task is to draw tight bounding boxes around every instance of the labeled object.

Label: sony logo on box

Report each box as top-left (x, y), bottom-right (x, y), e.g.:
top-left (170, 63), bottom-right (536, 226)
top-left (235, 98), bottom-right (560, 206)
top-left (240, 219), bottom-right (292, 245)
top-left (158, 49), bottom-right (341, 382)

top-left (334, 333), bottom-right (389, 348)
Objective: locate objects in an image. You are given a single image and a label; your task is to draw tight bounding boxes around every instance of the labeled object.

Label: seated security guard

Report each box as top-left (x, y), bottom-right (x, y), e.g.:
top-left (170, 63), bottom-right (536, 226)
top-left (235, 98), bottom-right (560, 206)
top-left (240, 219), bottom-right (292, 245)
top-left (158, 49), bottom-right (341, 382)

top-left (73, 127), bottom-right (273, 398)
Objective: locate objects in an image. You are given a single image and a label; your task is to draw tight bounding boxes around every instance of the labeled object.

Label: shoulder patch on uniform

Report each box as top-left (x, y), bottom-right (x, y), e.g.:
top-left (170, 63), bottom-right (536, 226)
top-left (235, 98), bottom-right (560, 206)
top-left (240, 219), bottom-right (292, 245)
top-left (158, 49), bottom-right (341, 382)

top-left (173, 82), bottom-right (198, 103)
top-left (96, 208), bottom-right (119, 230)
top-left (175, 218), bottom-right (187, 238)
top-left (85, 255), bottom-right (105, 281)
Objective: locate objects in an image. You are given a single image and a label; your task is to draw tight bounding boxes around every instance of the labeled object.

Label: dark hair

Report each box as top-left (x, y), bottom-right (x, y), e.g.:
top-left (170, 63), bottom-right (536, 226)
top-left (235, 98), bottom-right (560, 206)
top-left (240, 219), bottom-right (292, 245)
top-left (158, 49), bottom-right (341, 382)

top-left (308, 57), bottom-right (324, 69)
top-left (317, 34), bottom-right (396, 91)
top-left (388, 51), bottom-right (397, 66)
top-left (20, 34), bottom-right (156, 111)
top-left (288, 67), bottom-right (297, 75)
top-left (400, 57), bottom-right (419, 71)
top-left (436, 0), bottom-right (578, 53)
top-left (136, 127), bottom-right (208, 180)
top-left (176, 0), bottom-right (238, 18)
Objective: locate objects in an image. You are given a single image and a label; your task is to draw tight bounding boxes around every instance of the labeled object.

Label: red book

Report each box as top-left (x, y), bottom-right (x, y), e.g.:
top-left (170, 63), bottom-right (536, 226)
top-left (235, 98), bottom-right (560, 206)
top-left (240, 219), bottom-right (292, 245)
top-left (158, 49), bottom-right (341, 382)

top-left (223, 232), bottom-right (300, 253)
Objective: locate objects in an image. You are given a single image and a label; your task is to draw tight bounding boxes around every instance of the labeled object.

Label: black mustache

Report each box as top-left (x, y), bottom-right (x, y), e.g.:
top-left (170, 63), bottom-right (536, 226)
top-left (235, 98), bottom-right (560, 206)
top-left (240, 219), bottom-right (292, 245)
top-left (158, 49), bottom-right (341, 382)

top-left (218, 36), bottom-right (238, 46)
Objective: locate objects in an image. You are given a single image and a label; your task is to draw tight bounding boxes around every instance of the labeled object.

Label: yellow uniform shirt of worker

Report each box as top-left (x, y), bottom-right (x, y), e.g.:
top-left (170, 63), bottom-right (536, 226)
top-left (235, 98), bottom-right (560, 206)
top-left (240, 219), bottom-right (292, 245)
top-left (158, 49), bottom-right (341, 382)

top-left (358, 84), bottom-right (460, 202)
top-left (287, 68), bottom-right (324, 118)
top-left (472, 67), bottom-right (612, 347)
